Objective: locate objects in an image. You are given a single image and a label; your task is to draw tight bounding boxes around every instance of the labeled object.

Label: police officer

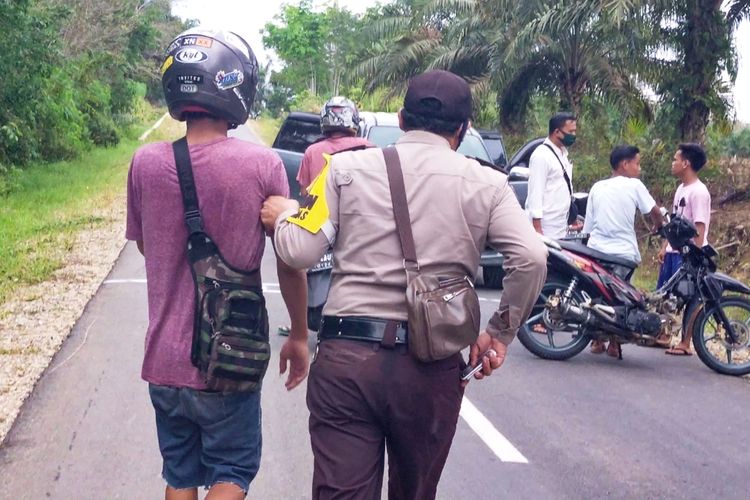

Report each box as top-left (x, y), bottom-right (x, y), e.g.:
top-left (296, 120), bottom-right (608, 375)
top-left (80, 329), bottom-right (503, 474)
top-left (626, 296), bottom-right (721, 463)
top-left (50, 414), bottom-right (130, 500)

top-left (261, 70), bottom-right (547, 500)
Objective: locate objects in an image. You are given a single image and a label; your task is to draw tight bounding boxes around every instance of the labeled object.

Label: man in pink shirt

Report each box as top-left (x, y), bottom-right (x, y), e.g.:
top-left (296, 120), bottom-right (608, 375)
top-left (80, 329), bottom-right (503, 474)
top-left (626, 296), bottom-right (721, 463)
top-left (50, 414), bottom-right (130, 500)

top-left (657, 143), bottom-right (711, 356)
top-left (296, 96), bottom-right (372, 194)
top-left (127, 29), bottom-right (308, 499)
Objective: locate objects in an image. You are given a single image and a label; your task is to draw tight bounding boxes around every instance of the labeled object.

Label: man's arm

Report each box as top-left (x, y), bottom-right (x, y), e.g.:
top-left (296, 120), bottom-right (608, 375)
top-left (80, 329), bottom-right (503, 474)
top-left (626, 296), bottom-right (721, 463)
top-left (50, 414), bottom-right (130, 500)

top-left (468, 181), bottom-right (548, 382)
top-left (648, 205), bottom-right (664, 231)
top-left (486, 181), bottom-right (548, 345)
top-left (274, 243), bottom-right (309, 391)
top-left (526, 152), bottom-right (546, 234)
top-left (694, 222), bottom-right (706, 248)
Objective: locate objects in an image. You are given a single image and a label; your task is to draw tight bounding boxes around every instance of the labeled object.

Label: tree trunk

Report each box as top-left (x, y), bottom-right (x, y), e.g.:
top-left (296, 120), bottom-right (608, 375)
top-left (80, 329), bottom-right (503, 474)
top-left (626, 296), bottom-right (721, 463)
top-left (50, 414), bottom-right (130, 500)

top-left (678, 0), bottom-right (725, 142)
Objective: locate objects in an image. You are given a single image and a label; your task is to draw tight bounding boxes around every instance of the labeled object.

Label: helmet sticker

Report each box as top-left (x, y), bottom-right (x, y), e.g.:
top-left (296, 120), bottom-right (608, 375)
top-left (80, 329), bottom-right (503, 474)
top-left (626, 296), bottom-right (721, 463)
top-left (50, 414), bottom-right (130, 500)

top-left (215, 69), bottom-right (244, 90)
top-left (177, 75), bottom-right (203, 84)
top-left (182, 36), bottom-right (213, 49)
top-left (175, 48), bottom-right (208, 64)
top-left (160, 56), bottom-right (174, 75)
top-left (180, 84), bottom-right (198, 93)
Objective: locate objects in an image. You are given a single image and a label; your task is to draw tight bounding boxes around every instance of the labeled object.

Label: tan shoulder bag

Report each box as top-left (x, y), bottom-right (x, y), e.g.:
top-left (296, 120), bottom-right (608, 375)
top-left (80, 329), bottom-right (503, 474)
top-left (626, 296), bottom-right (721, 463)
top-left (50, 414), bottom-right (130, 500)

top-left (383, 147), bottom-right (480, 362)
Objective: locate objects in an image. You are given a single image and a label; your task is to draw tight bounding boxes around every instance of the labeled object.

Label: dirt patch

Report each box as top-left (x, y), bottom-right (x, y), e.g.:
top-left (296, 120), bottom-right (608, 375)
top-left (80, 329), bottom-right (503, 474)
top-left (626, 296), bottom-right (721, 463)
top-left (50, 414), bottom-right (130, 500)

top-left (0, 198), bottom-right (126, 444)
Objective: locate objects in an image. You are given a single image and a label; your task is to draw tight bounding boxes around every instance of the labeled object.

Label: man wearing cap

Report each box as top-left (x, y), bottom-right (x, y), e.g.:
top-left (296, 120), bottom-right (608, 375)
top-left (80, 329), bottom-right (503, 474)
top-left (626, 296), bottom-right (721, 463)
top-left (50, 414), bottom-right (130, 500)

top-left (260, 70), bottom-right (547, 499)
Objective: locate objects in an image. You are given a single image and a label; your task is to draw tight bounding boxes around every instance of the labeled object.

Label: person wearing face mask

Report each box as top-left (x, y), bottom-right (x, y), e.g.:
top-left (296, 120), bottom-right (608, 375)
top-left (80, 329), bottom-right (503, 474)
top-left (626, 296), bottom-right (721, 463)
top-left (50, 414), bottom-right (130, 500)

top-left (525, 112), bottom-right (579, 239)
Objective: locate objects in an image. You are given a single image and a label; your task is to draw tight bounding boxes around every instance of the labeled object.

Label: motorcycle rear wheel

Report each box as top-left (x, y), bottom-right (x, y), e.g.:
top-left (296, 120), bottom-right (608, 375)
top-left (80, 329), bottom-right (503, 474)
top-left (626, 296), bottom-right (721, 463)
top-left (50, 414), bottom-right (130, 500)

top-left (692, 296), bottom-right (750, 376)
top-left (517, 280), bottom-right (590, 360)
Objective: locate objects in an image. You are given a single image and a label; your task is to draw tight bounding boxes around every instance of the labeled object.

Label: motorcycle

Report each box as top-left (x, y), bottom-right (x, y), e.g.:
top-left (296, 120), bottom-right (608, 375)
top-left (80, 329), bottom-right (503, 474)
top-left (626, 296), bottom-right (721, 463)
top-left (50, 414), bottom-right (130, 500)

top-left (517, 212), bottom-right (750, 376)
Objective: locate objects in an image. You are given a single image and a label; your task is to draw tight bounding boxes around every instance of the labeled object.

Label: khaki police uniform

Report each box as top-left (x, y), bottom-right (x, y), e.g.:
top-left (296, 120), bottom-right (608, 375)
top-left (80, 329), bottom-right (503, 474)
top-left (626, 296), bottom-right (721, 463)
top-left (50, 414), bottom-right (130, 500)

top-left (274, 130), bottom-right (547, 499)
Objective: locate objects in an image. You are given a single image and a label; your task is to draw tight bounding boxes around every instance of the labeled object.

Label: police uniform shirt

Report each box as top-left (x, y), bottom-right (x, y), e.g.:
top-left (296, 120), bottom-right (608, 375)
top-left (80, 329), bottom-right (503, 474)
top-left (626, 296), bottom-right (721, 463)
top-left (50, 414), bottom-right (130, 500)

top-left (273, 130), bottom-right (548, 345)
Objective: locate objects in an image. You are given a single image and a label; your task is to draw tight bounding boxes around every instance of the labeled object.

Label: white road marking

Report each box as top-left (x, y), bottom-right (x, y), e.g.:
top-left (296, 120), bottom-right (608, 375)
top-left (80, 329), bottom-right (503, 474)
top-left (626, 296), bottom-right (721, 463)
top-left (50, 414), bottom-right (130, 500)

top-left (460, 397), bottom-right (529, 464)
top-left (478, 297), bottom-right (500, 303)
top-left (138, 112), bottom-right (170, 141)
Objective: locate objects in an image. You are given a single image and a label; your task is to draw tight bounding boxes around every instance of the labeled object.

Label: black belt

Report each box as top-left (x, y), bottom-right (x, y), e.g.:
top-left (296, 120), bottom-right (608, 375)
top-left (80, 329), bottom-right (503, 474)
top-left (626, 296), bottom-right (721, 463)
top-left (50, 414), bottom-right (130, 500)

top-left (320, 316), bottom-right (408, 345)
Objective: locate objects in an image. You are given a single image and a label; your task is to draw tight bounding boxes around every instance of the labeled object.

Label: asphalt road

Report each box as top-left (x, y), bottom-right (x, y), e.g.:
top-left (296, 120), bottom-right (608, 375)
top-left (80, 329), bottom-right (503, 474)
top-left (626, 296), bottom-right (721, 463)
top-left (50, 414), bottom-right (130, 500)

top-left (1, 124), bottom-right (749, 499)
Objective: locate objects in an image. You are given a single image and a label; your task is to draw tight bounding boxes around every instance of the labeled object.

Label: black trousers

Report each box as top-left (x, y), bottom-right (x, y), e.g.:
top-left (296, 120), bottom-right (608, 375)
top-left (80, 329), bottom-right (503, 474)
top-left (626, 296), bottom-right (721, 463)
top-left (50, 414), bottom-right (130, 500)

top-left (306, 339), bottom-right (465, 500)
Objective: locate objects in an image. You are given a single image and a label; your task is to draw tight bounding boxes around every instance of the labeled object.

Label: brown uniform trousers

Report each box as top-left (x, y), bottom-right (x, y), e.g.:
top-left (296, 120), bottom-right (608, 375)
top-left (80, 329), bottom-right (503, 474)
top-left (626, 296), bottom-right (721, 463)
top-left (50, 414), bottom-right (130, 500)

top-left (307, 339), bottom-right (464, 500)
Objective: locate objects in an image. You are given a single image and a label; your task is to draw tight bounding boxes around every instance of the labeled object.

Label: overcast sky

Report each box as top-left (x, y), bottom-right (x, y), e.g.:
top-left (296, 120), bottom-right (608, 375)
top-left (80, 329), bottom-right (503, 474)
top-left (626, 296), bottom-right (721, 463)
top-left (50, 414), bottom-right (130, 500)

top-left (170, 0), bottom-right (750, 124)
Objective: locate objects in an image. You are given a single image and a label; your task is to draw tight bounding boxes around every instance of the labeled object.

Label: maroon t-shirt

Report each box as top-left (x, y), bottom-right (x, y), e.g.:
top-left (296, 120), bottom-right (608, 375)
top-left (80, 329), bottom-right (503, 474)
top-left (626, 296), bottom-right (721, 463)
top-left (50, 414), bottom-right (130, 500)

top-left (126, 137), bottom-right (289, 389)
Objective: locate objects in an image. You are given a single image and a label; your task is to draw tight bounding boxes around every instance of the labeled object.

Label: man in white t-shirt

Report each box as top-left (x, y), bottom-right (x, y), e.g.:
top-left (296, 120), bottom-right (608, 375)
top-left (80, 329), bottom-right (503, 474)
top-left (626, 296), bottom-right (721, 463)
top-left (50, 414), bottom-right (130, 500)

top-left (584, 145), bottom-right (664, 356)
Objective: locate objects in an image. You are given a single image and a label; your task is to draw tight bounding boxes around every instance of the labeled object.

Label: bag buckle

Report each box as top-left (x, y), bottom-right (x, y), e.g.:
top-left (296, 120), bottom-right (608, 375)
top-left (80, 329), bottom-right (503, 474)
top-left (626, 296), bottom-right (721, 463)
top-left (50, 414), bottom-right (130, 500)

top-left (185, 210), bottom-right (203, 234)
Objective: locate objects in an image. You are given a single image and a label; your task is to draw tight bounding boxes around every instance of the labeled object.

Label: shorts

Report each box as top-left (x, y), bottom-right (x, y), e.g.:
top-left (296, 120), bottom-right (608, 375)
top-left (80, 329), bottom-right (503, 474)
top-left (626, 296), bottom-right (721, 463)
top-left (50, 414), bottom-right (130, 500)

top-left (657, 252), bottom-right (683, 288)
top-left (148, 384), bottom-right (262, 492)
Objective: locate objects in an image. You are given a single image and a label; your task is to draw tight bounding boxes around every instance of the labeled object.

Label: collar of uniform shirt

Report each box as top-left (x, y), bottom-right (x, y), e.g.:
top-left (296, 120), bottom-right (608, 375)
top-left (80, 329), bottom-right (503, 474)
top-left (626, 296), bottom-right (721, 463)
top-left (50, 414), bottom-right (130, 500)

top-left (395, 130), bottom-right (452, 148)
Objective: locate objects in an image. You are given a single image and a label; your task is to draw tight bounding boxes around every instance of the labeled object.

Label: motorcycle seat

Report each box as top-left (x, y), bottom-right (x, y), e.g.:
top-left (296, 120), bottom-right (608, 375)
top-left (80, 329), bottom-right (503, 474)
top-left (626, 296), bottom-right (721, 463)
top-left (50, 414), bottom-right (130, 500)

top-left (556, 240), bottom-right (638, 270)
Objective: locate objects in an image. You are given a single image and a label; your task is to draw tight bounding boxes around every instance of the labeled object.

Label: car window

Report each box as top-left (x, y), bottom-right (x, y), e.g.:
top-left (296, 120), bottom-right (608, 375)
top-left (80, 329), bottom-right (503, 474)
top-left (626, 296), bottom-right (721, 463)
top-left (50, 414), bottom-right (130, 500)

top-left (366, 125), bottom-right (403, 147)
top-left (272, 119), bottom-right (322, 153)
top-left (457, 135), bottom-right (491, 162)
top-left (366, 125), bottom-right (491, 162)
top-left (483, 138), bottom-right (507, 166)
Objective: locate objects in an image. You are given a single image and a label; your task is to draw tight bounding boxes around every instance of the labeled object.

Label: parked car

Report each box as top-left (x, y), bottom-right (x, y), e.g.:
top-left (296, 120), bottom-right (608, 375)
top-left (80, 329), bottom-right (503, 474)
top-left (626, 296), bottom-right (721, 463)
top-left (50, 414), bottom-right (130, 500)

top-left (477, 129), bottom-right (508, 167)
top-left (269, 112), bottom-right (584, 288)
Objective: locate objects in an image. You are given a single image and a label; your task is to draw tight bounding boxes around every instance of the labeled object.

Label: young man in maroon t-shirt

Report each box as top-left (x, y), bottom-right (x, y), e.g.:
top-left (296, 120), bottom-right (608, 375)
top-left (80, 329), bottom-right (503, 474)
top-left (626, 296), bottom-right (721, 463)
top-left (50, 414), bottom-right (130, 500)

top-left (127, 29), bottom-right (308, 499)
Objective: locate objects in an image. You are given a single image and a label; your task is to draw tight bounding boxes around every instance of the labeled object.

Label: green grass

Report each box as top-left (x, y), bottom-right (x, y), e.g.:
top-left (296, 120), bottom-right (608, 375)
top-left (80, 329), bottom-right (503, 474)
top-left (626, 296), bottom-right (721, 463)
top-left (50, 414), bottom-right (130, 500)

top-left (249, 115), bottom-right (282, 146)
top-left (0, 108), bottom-right (182, 304)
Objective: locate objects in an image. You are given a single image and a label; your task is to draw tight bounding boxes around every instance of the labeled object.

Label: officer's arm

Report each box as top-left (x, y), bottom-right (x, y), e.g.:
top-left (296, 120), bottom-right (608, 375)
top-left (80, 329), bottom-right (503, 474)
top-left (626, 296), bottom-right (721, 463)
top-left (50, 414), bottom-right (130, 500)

top-left (486, 181), bottom-right (548, 345)
top-left (274, 165), bottom-right (339, 269)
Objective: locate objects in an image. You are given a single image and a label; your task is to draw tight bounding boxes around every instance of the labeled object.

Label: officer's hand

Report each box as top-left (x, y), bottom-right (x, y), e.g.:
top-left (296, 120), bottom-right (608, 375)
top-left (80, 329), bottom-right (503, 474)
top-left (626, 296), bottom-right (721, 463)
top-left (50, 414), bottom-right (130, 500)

top-left (465, 331), bottom-right (506, 385)
top-left (279, 337), bottom-right (309, 391)
top-left (261, 196), bottom-right (298, 232)
top-left (657, 247), bottom-right (666, 264)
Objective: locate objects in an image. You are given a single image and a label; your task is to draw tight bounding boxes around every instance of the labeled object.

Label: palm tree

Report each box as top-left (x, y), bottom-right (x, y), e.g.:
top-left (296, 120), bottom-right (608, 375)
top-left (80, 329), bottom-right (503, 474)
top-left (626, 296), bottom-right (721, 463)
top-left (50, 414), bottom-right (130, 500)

top-left (355, 0), bottom-right (651, 130)
top-left (642, 0), bottom-right (750, 141)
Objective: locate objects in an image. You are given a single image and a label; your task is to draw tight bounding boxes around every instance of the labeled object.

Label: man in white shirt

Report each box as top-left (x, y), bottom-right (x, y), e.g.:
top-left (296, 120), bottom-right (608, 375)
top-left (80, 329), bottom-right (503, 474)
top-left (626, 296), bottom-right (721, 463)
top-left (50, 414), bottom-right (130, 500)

top-left (584, 144), bottom-right (664, 356)
top-left (525, 112), bottom-right (578, 239)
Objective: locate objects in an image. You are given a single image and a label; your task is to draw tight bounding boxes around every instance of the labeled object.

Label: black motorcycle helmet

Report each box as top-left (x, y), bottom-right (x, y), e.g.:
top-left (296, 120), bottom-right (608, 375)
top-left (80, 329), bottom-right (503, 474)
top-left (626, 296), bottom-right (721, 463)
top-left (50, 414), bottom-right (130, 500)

top-left (161, 28), bottom-right (259, 129)
top-left (662, 215), bottom-right (698, 250)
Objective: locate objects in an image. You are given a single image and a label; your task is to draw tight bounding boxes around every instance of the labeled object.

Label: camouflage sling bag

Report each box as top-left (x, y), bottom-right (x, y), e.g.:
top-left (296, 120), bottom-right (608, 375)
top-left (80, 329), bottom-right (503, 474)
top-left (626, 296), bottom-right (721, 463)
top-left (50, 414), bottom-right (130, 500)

top-left (173, 137), bottom-right (270, 392)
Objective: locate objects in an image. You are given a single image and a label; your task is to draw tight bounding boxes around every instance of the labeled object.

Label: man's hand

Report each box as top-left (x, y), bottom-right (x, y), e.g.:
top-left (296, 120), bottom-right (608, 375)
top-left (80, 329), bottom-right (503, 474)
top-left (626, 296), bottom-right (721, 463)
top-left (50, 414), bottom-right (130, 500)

top-left (657, 247), bottom-right (666, 264)
top-left (279, 337), bottom-right (309, 390)
top-left (463, 331), bottom-right (507, 386)
top-left (532, 218), bottom-right (544, 235)
top-left (261, 196), bottom-right (298, 233)
top-left (568, 220), bottom-right (584, 232)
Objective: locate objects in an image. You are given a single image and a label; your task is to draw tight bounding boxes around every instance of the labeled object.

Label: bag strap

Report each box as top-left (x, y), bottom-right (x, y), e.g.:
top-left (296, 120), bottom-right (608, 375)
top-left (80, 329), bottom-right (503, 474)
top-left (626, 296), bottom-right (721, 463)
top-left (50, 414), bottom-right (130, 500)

top-left (382, 147), bottom-right (419, 273)
top-left (172, 137), bottom-right (204, 236)
top-left (543, 143), bottom-right (573, 196)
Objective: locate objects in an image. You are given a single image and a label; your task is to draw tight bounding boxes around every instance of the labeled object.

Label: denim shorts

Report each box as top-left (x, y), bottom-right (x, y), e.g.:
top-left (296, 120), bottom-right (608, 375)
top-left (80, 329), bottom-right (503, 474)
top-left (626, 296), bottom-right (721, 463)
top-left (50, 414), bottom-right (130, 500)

top-left (148, 384), bottom-right (262, 492)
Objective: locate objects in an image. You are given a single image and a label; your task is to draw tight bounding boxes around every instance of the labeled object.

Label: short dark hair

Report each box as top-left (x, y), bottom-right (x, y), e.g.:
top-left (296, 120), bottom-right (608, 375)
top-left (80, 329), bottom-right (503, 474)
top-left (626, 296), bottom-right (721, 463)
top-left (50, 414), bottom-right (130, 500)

top-left (609, 144), bottom-right (640, 169)
top-left (678, 143), bottom-right (707, 172)
top-left (549, 112), bottom-right (577, 135)
top-left (401, 108), bottom-right (466, 136)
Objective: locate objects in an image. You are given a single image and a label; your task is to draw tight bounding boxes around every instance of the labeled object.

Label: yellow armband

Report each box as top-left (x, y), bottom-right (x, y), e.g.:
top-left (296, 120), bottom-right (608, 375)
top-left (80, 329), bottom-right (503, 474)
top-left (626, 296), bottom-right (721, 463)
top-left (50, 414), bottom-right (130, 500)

top-left (286, 154), bottom-right (331, 233)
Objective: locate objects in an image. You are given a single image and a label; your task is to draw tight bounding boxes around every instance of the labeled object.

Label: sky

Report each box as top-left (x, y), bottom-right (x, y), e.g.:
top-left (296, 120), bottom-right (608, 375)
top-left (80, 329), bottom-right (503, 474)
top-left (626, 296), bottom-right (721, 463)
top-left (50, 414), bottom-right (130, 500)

top-left (170, 0), bottom-right (750, 124)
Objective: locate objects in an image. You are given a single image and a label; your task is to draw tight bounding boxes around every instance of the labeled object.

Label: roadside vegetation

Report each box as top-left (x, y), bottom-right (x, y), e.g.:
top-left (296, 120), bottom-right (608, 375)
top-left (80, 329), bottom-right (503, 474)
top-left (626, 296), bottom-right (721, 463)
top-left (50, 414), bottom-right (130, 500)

top-left (0, 0), bottom-right (189, 304)
top-left (0, 109), bottom-right (184, 304)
